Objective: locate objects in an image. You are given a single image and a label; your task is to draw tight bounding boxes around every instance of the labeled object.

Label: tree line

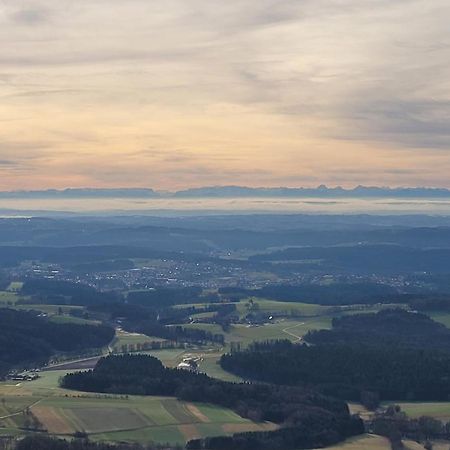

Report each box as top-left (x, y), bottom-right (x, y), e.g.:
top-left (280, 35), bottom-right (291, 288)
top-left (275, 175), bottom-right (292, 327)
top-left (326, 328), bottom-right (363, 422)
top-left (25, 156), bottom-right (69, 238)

top-left (221, 340), bottom-right (450, 404)
top-left (369, 405), bottom-right (450, 450)
top-left (61, 354), bottom-right (363, 450)
top-left (220, 310), bottom-right (450, 405)
top-left (219, 282), bottom-right (400, 305)
top-left (0, 309), bottom-right (114, 377)
top-left (306, 308), bottom-right (450, 351)
top-left (6, 435), bottom-right (182, 450)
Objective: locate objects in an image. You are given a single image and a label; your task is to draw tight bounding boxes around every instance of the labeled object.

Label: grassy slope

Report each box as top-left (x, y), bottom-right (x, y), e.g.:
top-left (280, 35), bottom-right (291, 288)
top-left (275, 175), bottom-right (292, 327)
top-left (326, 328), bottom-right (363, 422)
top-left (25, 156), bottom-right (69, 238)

top-left (313, 434), bottom-right (449, 450)
top-left (235, 298), bottom-right (330, 317)
top-left (389, 402), bottom-right (450, 422)
top-left (0, 291), bottom-right (20, 305)
top-left (429, 311), bottom-right (450, 329)
top-left (112, 330), bottom-right (167, 349)
top-left (313, 434), bottom-right (391, 450)
top-left (183, 316), bottom-right (332, 347)
top-left (0, 370), bottom-right (270, 445)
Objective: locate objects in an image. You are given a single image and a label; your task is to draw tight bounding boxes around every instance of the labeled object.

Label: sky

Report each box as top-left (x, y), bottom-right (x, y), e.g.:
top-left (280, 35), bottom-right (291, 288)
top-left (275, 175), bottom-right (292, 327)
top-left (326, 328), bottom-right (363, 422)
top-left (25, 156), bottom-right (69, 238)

top-left (0, 0), bottom-right (449, 191)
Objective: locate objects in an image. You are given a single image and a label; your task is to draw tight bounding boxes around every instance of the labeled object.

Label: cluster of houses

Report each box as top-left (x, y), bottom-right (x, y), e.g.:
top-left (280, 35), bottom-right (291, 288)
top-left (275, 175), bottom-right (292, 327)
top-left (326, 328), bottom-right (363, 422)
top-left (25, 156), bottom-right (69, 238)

top-left (177, 356), bottom-right (201, 372)
top-left (8, 370), bottom-right (40, 382)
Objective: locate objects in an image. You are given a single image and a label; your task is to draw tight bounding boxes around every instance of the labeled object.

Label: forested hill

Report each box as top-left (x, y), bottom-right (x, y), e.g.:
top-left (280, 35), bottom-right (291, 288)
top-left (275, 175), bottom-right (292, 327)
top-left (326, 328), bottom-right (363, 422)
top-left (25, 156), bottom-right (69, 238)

top-left (306, 308), bottom-right (450, 350)
top-left (250, 244), bottom-right (450, 274)
top-left (16, 435), bottom-right (165, 450)
top-left (62, 354), bottom-right (363, 450)
top-left (220, 310), bottom-right (450, 404)
top-left (0, 309), bottom-right (114, 376)
top-left (221, 340), bottom-right (450, 403)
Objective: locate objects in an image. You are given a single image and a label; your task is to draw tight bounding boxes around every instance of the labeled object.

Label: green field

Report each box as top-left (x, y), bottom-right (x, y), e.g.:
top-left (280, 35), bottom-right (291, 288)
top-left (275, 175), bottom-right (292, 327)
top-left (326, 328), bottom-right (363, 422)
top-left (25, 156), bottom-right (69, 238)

top-left (340, 303), bottom-right (409, 316)
top-left (2, 367), bottom-right (449, 448)
top-left (13, 304), bottom-right (83, 314)
top-left (429, 312), bottom-right (450, 329)
top-left (198, 354), bottom-right (243, 382)
top-left (138, 347), bottom-right (242, 382)
top-left (182, 299), bottom-right (407, 348)
top-left (6, 282), bottom-right (23, 292)
top-left (235, 298), bottom-right (331, 317)
top-left (402, 440), bottom-right (450, 450)
top-left (179, 297), bottom-right (331, 319)
top-left (113, 330), bottom-right (166, 350)
top-left (312, 434), bottom-right (449, 450)
top-left (226, 318), bottom-right (332, 345)
top-left (0, 291), bottom-right (20, 306)
top-left (10, 304), bottom-right (96, 326)
top-left (48, 314), bottom-right (101, 325)
top-left (312, 434), bottom-right (391, 450)
top-left (183, 316), bottom-right (332, 347)
top-left (388, 402), bottom-right (450, 422)
top-left (0, 370), bottom-right (274, 445)
top-left (4, 294), bottom-right (439, 446)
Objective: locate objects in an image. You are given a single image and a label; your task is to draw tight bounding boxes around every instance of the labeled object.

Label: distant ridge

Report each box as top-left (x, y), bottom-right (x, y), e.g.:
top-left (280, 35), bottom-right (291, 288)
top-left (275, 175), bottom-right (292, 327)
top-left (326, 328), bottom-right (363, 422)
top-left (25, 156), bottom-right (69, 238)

top-left (174, 185), bottom-right (450, 198)
top-left (0, 188), bottom-right (159, 199)
top-left (1, 186), bottom-right (450, 199)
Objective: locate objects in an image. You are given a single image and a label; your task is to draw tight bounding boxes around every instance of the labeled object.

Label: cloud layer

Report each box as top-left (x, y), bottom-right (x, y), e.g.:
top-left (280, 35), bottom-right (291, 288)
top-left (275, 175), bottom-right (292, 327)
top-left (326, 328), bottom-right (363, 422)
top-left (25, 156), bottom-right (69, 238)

top-left (0, 0), bottom-right (449, 189)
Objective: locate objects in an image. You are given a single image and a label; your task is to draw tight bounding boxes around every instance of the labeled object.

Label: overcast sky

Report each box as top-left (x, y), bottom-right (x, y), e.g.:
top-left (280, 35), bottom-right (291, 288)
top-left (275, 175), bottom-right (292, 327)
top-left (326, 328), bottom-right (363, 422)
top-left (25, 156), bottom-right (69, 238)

top-left (0, 0), bottom-right (449, 190)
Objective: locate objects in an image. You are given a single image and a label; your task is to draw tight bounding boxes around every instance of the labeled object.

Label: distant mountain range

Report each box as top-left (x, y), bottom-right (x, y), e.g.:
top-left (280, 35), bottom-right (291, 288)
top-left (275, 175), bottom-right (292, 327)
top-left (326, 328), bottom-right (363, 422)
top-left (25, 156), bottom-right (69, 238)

top-left (172, 185), bottom-right (450, 198)
top-left (2, 185), bottom-right (450, 199)
top-left (0, 188), bottom-right (159, 199)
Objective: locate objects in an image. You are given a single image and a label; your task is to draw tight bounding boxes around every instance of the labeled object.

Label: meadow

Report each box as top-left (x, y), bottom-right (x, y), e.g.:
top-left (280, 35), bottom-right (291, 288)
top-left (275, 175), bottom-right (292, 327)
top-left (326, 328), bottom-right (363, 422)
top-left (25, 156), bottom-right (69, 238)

top-left (0, 370), bottom-right (274, 445)
top-left (312, 434), bottom-right (450, 450)
top-left (138, 347), bottom-right (242, 383)
top-left (313, 434), bottom-right (391, 450)
top-left (3, 293), bottom-right (450, 447)
top-left (388, 402), bottom-right (450, 422)
top-left (176, 298), bottom-right (414, 353)
top-left (112, 329), bottom-right (166, 350)
top-left (429, 312), bottom-right (450, 329)
top-left (184, 298), bottom-right (409, 349)
top-left (6, 282), bottom-right (23, 292)
top-left (233, 298), bottom-right (331, 317)
top-left (0, 290), bottom-right (20, 306)
top-left (183, 316), bottom-right (332, 347)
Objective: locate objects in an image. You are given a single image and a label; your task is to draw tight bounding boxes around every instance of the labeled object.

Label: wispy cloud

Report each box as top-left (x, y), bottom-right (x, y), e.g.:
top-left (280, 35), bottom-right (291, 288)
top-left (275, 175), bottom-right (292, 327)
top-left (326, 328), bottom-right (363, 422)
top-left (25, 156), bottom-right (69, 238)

top-left (11, 7), bottom-right (51, 26)
top-left (0, 0), bottom-right (449, 189)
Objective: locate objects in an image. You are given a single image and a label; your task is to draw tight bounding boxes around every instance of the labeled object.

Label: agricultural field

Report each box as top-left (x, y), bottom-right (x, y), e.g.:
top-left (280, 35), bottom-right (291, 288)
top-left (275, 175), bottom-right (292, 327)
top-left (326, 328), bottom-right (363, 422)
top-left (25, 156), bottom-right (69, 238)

top-left (340, 303), bottom-right (409, 316)
top-left (0, 370), bottom-right (275, 445)
top-left (140, 347), bottom-right (242, 382)
top-left (347, 403), bottom-right (373, 420)
top-left (10, 303), bottom-right (102, 326)
top-left (429, 312), bottom-right (450, 329)
top-left (48, 314), bottom-right (101, 325)
top-left (403, 440), bottom-right (450, 450)
top-left (180, 298), bottom-right (332, 320)
top-left (389, 402), bottom-right (450, 422)
top-left (184, 299), bottom-right (406, 346)
top-left (113, 330), bottom-right (166, 350)
top-left (6, 282), bottom-right (23, 292)
top-left (13, 304), bottom-right (84, 315)
top-left (183, 316), bottom-right (332, 347)
top-left (197, 354), bottom-right (242, 382)
top-left (0, 290), bottom-right (20, 306)
top-left (41, 344), bottom-right (240, 384)
top-left (313, 434), bottom-right (450, 450)
top-left (235, 297), bottom-right (330, 317)
top-left (0, 283), bottom-right (39, 306)
top-left (190, 310), bottom-right (216, 320)
top-left (227, 318), bottom-right (332, 345)
top-left (313, 434), bottom-right (391, 450)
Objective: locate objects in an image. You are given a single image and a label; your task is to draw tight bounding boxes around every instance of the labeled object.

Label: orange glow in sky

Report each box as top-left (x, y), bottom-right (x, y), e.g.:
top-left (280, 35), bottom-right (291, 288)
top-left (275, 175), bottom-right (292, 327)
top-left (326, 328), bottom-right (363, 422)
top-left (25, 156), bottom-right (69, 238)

top-left (0, 1), bottom-right (449, 190)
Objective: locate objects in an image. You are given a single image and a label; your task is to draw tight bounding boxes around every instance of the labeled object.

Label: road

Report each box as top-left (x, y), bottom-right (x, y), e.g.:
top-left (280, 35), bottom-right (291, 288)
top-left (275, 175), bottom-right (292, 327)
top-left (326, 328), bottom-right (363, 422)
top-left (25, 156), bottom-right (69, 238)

top-left (282, 322), bottom-right (305, 342)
